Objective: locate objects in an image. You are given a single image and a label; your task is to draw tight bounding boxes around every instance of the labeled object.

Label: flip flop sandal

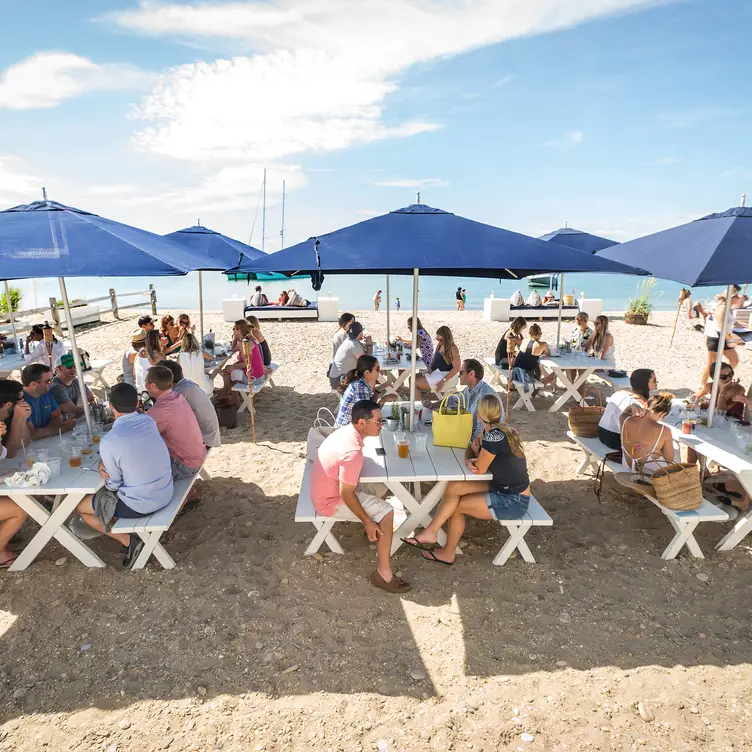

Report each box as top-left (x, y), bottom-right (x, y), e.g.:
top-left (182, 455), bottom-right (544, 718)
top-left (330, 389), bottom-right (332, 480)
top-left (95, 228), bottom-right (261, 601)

top-left (401, 537), bottom-right (438, 552)
top-left (369, 570), bottom-right (411, 594)
top-left (0, 555), bottom-right (18, 569)
top-left (421, 549), bottom-right (455, 566)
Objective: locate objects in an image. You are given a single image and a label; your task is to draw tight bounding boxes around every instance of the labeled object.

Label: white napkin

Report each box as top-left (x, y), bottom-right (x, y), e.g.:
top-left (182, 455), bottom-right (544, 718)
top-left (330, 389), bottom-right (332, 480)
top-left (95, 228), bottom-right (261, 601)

top-left (4, 462), bottom-right (51, 488)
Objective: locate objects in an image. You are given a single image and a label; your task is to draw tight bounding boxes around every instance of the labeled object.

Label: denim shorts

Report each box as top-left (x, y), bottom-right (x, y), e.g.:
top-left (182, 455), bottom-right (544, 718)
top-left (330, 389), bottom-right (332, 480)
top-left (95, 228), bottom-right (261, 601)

top-left (485, 490), bottom-right (530, 521)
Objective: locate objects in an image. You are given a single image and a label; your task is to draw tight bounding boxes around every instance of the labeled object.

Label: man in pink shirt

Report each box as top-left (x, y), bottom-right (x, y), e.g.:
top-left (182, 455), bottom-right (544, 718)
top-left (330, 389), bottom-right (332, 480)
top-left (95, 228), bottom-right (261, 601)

top-left (311, 399), bottom-right (410, 594)
top-left (145, 366), bottom-right (206, 479)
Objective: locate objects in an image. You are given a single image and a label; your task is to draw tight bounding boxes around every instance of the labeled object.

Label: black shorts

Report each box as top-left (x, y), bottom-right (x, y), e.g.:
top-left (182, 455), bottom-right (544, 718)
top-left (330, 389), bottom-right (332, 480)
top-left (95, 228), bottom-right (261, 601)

top-left (706, 336), bottom-right (731, 353)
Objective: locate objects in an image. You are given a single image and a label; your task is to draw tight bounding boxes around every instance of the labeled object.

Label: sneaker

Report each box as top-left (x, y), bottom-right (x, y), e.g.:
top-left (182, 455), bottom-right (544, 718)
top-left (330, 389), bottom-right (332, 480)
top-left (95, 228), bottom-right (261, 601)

top-left (122, 536), bottom-right (145, 570)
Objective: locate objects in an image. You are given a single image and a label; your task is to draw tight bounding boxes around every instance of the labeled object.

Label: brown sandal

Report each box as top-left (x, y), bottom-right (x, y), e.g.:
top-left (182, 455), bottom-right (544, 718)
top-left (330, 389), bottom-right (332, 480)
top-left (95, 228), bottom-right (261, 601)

top-left (370, 570), bottom-right (411, 594)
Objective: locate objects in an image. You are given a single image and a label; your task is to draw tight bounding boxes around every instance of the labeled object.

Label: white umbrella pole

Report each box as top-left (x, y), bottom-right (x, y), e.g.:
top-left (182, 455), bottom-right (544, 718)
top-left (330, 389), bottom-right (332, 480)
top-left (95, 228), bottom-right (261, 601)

top-left (58, 277), bottom-right (93, 435)
top-left (3, 281), bottom-right (19, 350)
top-left (408, 269), bottom-right (419, 432)
top-left (198, 271), bottom-right (205, 346)
top-left (555, 273), bottom-right (565, 348)
top-left (707, 284), bottom-right (733, 429)
top-left (386, 274), bottom-right (391, 344)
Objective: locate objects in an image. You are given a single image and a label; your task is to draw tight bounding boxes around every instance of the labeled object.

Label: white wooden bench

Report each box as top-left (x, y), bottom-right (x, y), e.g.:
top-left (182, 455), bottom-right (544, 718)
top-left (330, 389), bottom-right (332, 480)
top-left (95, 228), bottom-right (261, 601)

top-left (231, 362), bottom-right (279, 414)
top-left (295, 457), bottom-right (347, 556)
top-left (484, 356), bottom-right (542, 412)
top-left (567, 431), bottom-right (728, 559)
top-left (591, 371), bottom-right (630, 391)
top-left (492, 494), bottom-right (553, 566)
top-left (111, 451), bottom-right (212, 570)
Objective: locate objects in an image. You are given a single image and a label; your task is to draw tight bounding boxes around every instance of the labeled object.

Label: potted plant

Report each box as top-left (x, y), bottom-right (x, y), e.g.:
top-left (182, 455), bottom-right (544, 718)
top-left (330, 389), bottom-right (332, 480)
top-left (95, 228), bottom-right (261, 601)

top-left (625, 278), bottom-right (660, 325)
top-left (386, 402), bottom-right (400, 431)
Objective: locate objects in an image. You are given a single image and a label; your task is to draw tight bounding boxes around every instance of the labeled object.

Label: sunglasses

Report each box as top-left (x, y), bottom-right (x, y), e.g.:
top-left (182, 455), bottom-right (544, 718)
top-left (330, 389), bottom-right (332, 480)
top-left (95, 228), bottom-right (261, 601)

top-left (719, 373), bottom-right (732, 381)
top-left (366, 418), bottom-right (386, 426)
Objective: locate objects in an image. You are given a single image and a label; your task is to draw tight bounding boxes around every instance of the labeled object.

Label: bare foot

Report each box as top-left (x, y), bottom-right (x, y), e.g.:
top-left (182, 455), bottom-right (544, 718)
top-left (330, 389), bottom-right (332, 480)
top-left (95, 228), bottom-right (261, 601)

top-left (412, 529), bottom-right (438, 545)
top-left (422, 547), bottom-right (455, 565)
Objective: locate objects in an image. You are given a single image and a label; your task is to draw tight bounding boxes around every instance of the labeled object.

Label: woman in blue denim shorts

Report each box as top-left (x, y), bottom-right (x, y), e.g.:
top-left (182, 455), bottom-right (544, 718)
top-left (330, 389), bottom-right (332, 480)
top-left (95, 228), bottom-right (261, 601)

top-left (403, 394), bottom-right (530, 565)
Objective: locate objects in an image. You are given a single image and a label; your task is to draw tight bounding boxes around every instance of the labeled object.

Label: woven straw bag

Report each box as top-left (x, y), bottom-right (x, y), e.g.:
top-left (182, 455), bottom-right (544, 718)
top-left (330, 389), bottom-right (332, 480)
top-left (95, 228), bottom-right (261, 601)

top-left (567, 389), bottom-right (605, 438)
top-left (649, 462), bottom-right (703, 511)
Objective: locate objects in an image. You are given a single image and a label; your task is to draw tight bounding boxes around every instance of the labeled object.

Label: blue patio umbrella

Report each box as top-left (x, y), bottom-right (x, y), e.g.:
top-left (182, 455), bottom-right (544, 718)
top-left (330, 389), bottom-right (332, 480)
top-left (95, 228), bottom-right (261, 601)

top-left (164, 223), bottom-right (265, 343)
top-left (539, 227), bottom-right (619, 254)
top-left (597, 204), bottom-right (752, 426)
top-left (0, 195), bottom-right (217, 433)
top-left (229, 202), bottom-right (646, 428)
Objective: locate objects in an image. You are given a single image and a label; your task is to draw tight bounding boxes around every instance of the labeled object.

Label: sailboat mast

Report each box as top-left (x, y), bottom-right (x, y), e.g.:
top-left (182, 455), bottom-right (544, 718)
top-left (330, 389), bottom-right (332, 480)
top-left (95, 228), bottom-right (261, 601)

top-left (280, 180), bottom-right (286, 249)
top-left (261, 168), bottom-right (267, 253)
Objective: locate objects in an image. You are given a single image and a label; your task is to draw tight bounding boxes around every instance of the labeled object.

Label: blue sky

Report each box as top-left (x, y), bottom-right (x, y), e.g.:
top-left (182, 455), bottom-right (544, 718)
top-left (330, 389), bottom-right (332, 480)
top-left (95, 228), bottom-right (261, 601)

top-left (0, 0), bottom-right (750, 258)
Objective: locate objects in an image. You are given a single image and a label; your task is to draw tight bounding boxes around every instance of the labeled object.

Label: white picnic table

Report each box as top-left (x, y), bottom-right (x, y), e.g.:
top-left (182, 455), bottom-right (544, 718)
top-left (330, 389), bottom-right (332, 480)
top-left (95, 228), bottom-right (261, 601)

top-left (204, 343), bottom-right (234, 381)
top-left (0, 433), bottom-right (105, 571)
top-left (374, 350), bottom-right (427, 395)
top-left (84, 359), bottom-right (113, 389)
top-left (0, 352), bottom-right (28, 378)
top-left (538, 352), bottom-right (616, 413)
top-left (660, 411), bottom-right (752, 552)
top-left (359, 419), bottom-right (492, 555)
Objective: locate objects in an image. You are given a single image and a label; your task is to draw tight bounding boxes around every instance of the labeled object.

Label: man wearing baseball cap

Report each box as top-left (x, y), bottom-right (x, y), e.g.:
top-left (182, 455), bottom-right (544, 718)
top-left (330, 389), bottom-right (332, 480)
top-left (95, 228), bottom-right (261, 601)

top-left (52, 353), bottom-right (95, 418)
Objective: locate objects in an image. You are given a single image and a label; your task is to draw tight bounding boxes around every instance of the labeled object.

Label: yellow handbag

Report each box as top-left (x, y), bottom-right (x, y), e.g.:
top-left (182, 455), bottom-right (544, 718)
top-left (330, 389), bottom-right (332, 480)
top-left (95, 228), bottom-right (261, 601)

top-left (432, 391), bottom-right (473, 449)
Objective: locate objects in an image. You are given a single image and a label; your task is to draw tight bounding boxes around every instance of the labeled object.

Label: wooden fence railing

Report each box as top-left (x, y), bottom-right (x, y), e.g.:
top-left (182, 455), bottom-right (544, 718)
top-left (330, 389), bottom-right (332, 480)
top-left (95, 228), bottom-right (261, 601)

top-left (6, 284), bottom-right (157, 337)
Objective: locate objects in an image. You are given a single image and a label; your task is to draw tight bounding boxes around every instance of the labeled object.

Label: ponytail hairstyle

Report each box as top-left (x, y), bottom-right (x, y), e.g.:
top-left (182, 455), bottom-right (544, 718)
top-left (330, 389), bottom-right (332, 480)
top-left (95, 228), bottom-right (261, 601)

top-left (629, 369), bottom-right (655, 401)
top-left (234, 319), bottom-right (252, 338)
top-left (476, 394), bottom-right (525, 458)
top-left (646, 391), bottom-right (674, 418)
top-left (343, 354), bottom-right (378, 387)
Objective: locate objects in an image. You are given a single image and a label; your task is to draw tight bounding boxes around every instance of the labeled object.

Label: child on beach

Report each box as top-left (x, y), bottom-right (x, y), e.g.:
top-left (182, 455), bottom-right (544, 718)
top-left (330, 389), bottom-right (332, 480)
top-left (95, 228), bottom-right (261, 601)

top-left (395, 298), bottom-right (401, 311)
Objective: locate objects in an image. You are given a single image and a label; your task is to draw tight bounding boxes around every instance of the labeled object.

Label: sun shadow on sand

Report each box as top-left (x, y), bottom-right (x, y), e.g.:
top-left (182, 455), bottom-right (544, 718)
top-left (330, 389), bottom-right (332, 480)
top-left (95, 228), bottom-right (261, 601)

top-left (0, 476), bottom-right (446, 723)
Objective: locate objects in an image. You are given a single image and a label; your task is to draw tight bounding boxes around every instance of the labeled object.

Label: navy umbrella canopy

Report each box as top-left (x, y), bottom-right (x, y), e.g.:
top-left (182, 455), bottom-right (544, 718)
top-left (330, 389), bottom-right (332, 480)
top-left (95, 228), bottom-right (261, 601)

top-left (165, 223), bottom-right (265, 341)
top-left (598, 204), bottom-right (752, 428)
top-left (597, 206), bottom-right (752, 287)
top-left (539, 227), bottom-right (619, 254)
top-left (228, 203), bottom-right (644, 280)
top-left (0, 199), bottom-right (212, 277)
top-left (164, 224), bottom-right (264, 271)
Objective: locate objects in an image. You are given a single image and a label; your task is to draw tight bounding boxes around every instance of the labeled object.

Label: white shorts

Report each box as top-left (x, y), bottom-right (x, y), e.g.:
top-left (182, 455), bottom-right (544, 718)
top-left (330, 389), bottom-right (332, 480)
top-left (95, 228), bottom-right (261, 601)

top-left (329, 492), bottom-right (394, 523)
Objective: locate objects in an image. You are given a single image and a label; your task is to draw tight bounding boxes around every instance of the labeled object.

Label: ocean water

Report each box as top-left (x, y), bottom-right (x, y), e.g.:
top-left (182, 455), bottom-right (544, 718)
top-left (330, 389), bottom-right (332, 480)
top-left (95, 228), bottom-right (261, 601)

top-left (11, 272), bottom-right (730, 317)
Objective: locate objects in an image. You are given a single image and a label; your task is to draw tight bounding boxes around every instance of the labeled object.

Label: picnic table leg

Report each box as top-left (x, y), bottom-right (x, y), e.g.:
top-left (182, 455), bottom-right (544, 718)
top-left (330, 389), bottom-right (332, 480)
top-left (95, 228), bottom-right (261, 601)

top-left (304, 519), bottom-right (343, 556)
top-left (548, 368), bottom-right (595, 413)
top-left (716, 473), bottom-right (752, 551)
top-left (492, 520), bottom-right (534, 566)
top-left (662, 515), bottom-right (703, 559)
top-left (130, 531), bottom-right (175, 570)
top-left (576, 452), bottom-right (599, 476)
top-left (9, 492), bottom-right (107, 571)
top-left (387, 480), bottom-right (447, 555)
top-left (516, 385), bottom-right (535, 412)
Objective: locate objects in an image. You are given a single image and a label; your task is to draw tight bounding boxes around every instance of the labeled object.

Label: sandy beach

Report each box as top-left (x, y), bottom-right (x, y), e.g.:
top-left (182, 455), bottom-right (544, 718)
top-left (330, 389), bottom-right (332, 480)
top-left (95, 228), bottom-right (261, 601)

top-left (1, 308), bottom-right (751, 751)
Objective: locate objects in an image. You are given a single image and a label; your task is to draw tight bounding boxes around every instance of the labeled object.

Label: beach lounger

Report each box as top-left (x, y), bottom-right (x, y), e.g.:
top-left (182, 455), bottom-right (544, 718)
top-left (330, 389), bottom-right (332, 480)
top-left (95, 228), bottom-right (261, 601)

top-left (567, 432), bottom-right (728, 559)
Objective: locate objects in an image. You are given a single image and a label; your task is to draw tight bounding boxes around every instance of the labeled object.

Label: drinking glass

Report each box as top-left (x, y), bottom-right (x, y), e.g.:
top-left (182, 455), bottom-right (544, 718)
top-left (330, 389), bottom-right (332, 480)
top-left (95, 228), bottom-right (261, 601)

top-left (68, 445), bottom-right (83, 469)
top-left (46, 456), bottom-right (62, 478)
top-left (414, 434), bottom-right (427, 453)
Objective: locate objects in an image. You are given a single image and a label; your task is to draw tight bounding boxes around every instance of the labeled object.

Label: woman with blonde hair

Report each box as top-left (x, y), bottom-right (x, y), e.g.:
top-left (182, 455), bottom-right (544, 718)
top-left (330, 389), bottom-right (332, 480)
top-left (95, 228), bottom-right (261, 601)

top-left (413, 325), bottom-right (461, 397)
top-left (245, 315), bottom-right (272, 366)
top-left (218, 319), bottom-right (266, 397)
top-left (403, 394), bottom-right (530, 565)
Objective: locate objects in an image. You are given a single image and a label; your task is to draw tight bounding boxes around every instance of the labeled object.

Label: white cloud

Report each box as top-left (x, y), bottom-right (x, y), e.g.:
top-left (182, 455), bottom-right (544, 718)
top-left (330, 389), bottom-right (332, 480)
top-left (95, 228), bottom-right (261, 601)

top-left (0, 156), bottom-right (43, 206)
top-left (109, 0), bottom-right (670, 166)
top-left (491, 74), bottom-right (514, 88)
top-left (374, 178), bottom-right (449, 189)
top-left (540, 129), bottom-right (584, 147)
top-left (0, 52), bottom-right (153, 110)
